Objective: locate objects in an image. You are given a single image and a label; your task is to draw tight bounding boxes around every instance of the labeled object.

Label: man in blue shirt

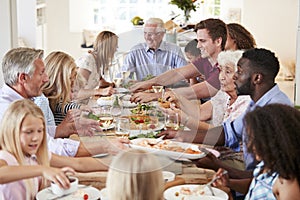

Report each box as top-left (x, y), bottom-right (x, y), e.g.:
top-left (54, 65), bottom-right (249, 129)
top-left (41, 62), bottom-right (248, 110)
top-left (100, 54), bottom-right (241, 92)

top-left (122, 17), bottom-right (187, 81)
top-left (160, 48), bottom-right (293, 179)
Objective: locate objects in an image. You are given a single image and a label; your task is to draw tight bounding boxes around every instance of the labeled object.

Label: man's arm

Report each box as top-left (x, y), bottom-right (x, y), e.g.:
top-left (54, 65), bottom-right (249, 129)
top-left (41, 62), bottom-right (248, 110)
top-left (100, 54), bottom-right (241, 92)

top-left (173, 81), bottom-right (219, 100)
top-left (130, 63), bottom-right (199, 92)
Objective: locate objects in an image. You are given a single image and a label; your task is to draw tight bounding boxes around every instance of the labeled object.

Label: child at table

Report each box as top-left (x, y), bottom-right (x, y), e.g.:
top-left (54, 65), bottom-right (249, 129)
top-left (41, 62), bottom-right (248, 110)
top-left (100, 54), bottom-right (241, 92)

top-left (213, 104), bottom-right (300, 199)
top-left (106, 149), bottom-right (164, 200)
top-left (0, 99), bottom-right (110, 200)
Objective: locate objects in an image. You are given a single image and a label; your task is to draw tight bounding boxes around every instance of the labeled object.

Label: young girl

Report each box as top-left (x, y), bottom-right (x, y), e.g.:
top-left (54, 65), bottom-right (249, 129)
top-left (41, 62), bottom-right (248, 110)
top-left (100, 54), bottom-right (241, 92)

top-left (213, 104), bottom-right (300, 199)
top-left (0, 99), bottom-right (109, 200)
top-left (106, 149), bottom-right (164, 200)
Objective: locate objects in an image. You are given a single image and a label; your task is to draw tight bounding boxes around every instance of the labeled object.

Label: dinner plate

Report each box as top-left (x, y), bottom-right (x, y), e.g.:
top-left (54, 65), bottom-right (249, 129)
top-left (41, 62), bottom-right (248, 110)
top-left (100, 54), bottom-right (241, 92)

top-left (122, 100), bottom-right (138, 108)
top-left (206, 148), bottom-right (220, 158)
top-left (129, 122), bottom-right (165, 136)
top-left (164, 184), bottom-right (228, 200)
top-left (115, 87), bottom-right (129, 93)
top-left (99, 188), bottom-right (109, 200)
top-left (36, 185), bottom-right (101, 200)
top-left (129, 138), bottom-right (206, 160)
top-left (97, 97), bottom-right (113, 106)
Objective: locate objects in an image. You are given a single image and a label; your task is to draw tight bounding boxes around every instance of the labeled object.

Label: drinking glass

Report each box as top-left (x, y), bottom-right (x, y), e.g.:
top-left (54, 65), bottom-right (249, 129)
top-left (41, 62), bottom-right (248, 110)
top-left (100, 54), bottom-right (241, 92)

top-left (115, 117), bottom-right (130, 138)
top-left (99, 105), bottom-right (113, 130)
top-left (165, 113), bottom-right (179, 130)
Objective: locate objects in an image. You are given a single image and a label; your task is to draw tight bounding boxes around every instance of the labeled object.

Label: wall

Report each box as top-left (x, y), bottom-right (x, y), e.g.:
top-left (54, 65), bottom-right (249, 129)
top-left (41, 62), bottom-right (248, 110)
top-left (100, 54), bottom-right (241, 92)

top-left (242, 0), bottom-right (298, 69)
top-left (46, 0), bottom-right (82, 58)
top-left (0, 0), bottom-right (18, 87)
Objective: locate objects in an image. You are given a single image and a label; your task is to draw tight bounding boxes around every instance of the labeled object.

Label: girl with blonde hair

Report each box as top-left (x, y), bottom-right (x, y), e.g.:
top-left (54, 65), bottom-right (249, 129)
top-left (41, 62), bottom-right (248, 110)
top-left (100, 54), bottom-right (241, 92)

top-left (106, 149), bottom-right (164, 200)
top-left (77, 30), bottom-right (118, 90)
top-left (0, 99), bottom-right (109, 200)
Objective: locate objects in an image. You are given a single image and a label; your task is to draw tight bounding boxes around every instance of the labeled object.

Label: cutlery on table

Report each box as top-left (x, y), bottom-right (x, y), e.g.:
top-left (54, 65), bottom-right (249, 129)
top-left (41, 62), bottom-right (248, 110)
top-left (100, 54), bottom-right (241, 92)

top-left (204, 170), bottom-right (228, 196)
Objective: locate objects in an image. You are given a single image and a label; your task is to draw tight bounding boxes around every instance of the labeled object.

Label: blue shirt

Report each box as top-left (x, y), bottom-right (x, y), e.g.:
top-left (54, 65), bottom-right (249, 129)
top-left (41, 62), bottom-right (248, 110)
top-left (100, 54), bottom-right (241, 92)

top-left (121, 41), bottom-right (187, 80)
top-left (223, 84), bottom-right (293, 170)
top-left (245, 161), bottom-right (277, 200)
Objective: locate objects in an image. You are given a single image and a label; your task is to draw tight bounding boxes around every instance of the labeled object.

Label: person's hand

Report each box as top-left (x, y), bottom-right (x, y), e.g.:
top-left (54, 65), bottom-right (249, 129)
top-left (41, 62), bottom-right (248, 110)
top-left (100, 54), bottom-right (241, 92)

top-left (74, 117), bottom-right (102, 137)
top-left (192, 151), bottom-right (219, 171)
top-left (95, 86), bottom-right (115, 96)
top-left (156, 129), bottom-right (178, 140)
top-left (130, 92), bottom-right (160, 103)
top-left (129, 80), bottom-right (154, 92)
top-left (163, 91), bottom-right (181, 108)
top-left (103, 138), bottom-right (130, 155)
top-left (212, 168), bottom-right (230, 188)
top-left (42, 166), bottom-right (75, 189)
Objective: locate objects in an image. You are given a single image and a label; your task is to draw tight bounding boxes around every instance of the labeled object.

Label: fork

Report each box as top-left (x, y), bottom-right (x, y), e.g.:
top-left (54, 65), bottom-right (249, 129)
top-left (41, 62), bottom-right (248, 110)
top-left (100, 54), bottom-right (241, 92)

top-left (205, 170), bottom-right (228, 196)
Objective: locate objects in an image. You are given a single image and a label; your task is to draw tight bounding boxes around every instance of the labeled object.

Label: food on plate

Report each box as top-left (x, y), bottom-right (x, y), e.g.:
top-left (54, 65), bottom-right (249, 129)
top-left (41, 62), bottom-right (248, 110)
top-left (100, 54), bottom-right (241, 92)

top-left (159, 101), bottom-right (170, 108)
top-left (130, 103), bottom-right (154, 114)
top-left (128, 115), bottom-right (158, 130)
top-left (136, 139), bottom-right (201, 154)
top-left (128, 131), bottom-right (159, 140)
top-left (179, 185), bottom-right (205, 196)
top-left (87, 112), bottom-right (99, 120)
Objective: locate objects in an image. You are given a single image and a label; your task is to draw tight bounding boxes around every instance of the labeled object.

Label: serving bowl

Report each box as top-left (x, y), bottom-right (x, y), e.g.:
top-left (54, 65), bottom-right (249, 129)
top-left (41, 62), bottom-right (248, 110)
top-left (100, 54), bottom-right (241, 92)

top-left (51, 176), bottom-right (78, 196)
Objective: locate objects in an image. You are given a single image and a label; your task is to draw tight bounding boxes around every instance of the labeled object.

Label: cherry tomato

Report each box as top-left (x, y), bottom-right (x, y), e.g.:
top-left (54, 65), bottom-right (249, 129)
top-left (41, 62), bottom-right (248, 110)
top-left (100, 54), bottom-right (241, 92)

top-left (83, 193), bottom-right (89, 199)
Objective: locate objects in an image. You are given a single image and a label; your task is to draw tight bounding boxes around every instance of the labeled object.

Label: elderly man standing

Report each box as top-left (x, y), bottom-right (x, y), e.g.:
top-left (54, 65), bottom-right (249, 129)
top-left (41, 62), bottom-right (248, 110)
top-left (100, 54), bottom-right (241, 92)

top-left (130, 18), bottom-right (226, 102)
top-left (122, 17), bottom-right (187, 81)
top-left (0, 47), bottom-right (128, 157)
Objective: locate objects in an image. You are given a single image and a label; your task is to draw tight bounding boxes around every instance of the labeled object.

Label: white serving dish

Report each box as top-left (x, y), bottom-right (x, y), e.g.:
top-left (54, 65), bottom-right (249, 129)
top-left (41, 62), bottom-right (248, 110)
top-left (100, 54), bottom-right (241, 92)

top-left (129, 138), bottom-right (206, 160)
top-left (50, 176), bottom-right (78, 196)
top-left (163, 171), bottom-right (175, 182)
top-left (164, 184), bottom-right (228, 200)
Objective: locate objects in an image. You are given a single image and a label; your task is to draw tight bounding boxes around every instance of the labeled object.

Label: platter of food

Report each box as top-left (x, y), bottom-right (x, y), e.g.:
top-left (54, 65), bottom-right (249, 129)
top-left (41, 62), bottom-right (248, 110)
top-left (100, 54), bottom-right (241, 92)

top-left (129, 138), bottom-right (206, 160)
top-left (164, 184), bottom-right (228, 200)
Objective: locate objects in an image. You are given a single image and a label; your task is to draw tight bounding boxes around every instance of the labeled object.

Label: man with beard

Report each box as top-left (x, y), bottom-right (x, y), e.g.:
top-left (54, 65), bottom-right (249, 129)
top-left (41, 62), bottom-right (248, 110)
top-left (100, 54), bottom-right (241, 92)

top-left (130, 18), bottom-right (226, 102)
top-left (162, 48), bottom-right (293, 179)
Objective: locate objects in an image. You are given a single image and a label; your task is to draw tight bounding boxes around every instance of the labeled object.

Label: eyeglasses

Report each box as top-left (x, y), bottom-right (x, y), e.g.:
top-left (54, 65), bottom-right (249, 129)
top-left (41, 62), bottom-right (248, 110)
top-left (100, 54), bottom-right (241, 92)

top-left (144, 32), bottom-right (162, 37)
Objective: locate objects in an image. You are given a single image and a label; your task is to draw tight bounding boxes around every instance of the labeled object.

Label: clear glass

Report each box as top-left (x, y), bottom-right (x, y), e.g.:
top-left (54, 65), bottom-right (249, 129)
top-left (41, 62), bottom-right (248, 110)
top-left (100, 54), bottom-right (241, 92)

top-left (165, 113), bottom-right (179, 131)
top-left (115, 117), bottom-right (130, 138)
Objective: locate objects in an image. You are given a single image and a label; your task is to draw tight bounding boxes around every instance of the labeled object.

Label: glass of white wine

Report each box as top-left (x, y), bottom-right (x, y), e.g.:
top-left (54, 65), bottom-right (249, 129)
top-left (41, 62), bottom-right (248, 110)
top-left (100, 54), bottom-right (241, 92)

top-left (165, 113), bottom-right (179, 131)
top-left (115, 117), bottom-right (130, 138)
top-left (152, 85), bottom-right (164, 93)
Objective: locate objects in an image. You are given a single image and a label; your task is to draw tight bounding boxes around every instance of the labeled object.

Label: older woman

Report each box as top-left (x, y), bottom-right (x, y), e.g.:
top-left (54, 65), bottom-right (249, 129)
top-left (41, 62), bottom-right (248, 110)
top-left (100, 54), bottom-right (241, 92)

top-left (163, 50), bottom-right (251, 131)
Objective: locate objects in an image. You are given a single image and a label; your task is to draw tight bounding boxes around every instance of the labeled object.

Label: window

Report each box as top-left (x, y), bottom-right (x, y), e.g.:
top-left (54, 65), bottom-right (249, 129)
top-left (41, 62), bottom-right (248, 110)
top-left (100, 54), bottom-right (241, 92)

top-left (70, 0), bottom-right (224, 33)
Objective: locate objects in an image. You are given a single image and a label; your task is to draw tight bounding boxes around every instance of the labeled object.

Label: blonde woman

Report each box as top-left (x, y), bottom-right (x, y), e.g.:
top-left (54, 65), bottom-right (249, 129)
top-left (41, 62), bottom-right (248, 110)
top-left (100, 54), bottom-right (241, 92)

top-left (106, 149), bottom-right (164, 200)
top-left (0, 99), bottom-right (109, 200)
top-left (42, 51), bottom-right (95, 125)
top-left (76, 30), bottom-right (118, 90)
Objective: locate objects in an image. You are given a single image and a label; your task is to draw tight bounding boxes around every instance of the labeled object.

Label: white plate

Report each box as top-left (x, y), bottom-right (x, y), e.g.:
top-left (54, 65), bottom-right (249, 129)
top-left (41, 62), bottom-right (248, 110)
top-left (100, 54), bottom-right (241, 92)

top-left (122, 100), bottom-right (138, 108)
top-left (100, 123), bottom-right (115, 130)
top-left (36, 185), bottom-right (101, 200)
top-left (115, 87), bottom-right (129, 93)
top-left (129, 122), bottom-right (165, 136)
top-left (99, 188), bottom-right (109, 200)
top-left (206, 148), bottom-right (221, 158)
top-left (164, 184), bottom-right (228, 200)
top-left (130, 138), bottom-right (206, 160)
top-left (97, 98), bottom-right (113, 106)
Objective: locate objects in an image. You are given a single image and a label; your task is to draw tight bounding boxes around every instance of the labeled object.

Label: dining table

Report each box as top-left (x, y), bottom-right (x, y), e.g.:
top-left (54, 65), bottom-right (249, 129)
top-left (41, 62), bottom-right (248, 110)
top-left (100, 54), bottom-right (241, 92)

top-left (70, 91), bottom-right (233, 200)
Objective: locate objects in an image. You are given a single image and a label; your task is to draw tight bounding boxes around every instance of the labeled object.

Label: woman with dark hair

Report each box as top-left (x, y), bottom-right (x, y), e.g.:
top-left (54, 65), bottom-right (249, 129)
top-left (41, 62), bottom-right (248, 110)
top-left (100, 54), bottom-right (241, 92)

top-left (225, 23), bottom-right (256, 50)
top-left (212, 104), bottom-right (300, 199)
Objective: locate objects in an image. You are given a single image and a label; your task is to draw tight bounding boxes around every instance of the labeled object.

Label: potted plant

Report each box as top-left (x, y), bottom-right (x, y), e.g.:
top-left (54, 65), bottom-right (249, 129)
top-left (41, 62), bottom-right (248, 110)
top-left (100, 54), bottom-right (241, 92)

top-left (169, 0), bottom-right (198, 22)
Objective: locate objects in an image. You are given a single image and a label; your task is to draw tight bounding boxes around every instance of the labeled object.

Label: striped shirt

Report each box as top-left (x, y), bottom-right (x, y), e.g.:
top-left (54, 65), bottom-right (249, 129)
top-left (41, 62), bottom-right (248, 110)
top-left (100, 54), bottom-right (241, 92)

top-left (54, 101), bottom-right (81, 125)
top-left (245, 161), bottom-right (277, 200)
top-left (121, 41), bottom-right (187, 80)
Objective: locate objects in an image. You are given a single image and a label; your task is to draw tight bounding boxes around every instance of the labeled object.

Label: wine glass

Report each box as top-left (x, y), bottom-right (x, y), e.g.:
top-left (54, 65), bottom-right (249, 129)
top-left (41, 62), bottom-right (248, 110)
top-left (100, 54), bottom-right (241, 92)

top-left (115, 117), bottom-right (130, 138)
top-left (165, 113), bottom-right (179, 131)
